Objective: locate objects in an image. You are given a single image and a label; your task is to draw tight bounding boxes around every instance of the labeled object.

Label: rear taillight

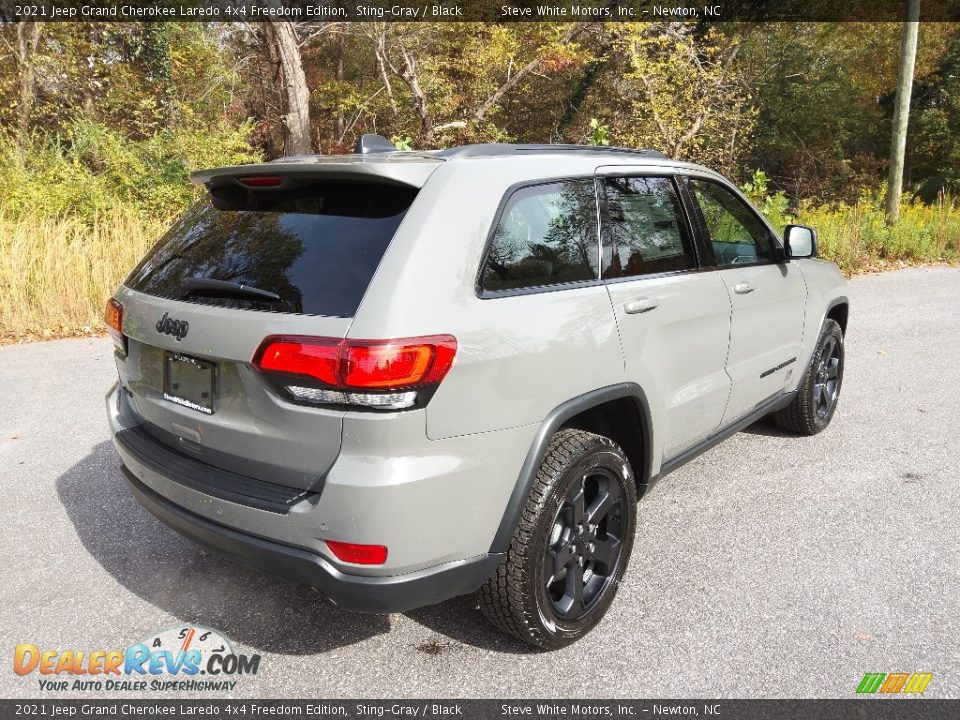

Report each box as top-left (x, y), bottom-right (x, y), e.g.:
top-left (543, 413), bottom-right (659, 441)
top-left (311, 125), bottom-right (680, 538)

top-left (256, 337), bottom-right (340, 385)
top-left (252, 335), bottom-right (457, 411)
top-left (104, 299), bottom-right (126, 355)
top-left (325, 540), bottom-right (388, 565)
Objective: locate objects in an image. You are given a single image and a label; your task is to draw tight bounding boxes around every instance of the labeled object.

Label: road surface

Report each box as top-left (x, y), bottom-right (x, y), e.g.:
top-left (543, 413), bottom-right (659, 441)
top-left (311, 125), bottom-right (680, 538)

top-left (1, 266), bottom-right (958, 699)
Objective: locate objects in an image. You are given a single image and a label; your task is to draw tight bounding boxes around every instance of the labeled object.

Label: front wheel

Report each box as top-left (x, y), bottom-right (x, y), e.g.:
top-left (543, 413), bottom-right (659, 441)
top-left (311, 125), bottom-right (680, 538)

top-left (476, 429), bottom-right (637, 649)
top-left (772, 318), bottom-right (844, 435)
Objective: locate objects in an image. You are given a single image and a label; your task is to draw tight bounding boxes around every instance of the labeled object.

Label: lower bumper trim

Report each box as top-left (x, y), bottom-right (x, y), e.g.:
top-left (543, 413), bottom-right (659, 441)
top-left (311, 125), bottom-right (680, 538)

top-left (122, 465), bottom-right (502, 614)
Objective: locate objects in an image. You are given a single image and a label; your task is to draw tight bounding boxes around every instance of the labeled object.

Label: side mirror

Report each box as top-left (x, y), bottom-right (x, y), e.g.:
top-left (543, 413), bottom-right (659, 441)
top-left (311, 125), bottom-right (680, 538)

top-left (784, 224), bottom-right (817, 259)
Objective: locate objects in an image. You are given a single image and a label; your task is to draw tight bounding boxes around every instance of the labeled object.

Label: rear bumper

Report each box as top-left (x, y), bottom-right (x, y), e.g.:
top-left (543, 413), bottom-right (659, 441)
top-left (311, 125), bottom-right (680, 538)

top-left (123, 465), bottom-right (502, 613)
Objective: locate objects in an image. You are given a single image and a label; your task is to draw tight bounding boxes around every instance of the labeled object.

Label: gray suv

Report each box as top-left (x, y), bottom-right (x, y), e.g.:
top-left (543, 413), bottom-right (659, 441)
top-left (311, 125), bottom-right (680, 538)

top-left (106, 138), bottom-right (848, 648)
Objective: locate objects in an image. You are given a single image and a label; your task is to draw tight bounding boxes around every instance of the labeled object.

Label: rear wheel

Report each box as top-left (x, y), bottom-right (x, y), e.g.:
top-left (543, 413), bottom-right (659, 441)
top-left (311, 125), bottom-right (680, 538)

top-left (477, 429), bottom-right (637, 649)
top-left (772, 319), bottom-right (844, 435)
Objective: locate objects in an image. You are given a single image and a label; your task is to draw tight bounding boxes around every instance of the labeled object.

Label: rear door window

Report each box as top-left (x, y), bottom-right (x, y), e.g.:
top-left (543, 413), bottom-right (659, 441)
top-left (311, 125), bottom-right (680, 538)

top-left (479, 179), bottom-right (599, 293)
top-left (601, 176), bottom-right (697, 278)
top-left (125, 181), bottom-right (418, 318)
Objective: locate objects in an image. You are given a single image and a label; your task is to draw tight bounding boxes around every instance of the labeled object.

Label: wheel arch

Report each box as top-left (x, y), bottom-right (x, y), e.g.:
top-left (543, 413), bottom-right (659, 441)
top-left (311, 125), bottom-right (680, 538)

top-left (826, 297), bottom-right (849, 335)
top-left (488, 383), bottom-right (653, 555)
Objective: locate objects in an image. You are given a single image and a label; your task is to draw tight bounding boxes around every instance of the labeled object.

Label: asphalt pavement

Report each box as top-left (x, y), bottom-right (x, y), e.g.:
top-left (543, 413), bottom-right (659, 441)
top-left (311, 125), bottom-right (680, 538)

top-left (1, 266), bottom-right (958, 699)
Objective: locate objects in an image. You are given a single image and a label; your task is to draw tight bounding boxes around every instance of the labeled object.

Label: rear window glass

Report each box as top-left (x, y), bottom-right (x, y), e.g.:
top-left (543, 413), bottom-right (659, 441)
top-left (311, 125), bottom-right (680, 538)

top-left (479, 179), bottom-right (599, 293)
top-left (125, 181), bottom-right (417, 318)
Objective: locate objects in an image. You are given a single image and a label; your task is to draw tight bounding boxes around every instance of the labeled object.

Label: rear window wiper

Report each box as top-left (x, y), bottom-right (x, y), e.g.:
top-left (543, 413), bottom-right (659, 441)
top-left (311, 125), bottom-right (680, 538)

top-left (180, 277), bottom-right (281, 303)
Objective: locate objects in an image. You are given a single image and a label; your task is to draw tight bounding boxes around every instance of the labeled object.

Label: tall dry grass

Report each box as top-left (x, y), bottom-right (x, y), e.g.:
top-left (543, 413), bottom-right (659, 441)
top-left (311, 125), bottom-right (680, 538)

top-left (0, 209), bottom-right (164, 341)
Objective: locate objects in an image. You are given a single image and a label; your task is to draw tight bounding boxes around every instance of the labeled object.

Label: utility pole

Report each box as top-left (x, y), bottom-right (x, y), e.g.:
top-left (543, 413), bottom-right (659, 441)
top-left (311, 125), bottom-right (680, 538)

top-left (886, 0), bottom-right (921, 225)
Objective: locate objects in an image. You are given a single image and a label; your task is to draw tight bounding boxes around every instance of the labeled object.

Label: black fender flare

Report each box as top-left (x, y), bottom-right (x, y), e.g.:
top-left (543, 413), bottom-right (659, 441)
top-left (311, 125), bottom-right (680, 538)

top-left (804, 295), bottom-right (849, 367)
top-left (822, 295), bottom-right (849, 333)
top-left (488, 383), bottom-right (653, 554)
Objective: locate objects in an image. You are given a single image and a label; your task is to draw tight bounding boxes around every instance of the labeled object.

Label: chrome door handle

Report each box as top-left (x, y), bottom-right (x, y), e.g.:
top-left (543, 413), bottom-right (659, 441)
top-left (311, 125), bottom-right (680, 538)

top-left (733, 283), bottom-right (755, 295)
top-left (624, 297), bottom-right (660, 314)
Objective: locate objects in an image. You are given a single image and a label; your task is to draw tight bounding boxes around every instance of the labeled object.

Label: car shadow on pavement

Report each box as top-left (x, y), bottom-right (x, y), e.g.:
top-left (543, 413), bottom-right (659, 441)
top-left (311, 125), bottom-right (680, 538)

top-left (404, 596), bottom-right (540, 655)
top-left (56, 441), bottom-right (391, 655)
top-left (739, 418), bottom-right (797, 438)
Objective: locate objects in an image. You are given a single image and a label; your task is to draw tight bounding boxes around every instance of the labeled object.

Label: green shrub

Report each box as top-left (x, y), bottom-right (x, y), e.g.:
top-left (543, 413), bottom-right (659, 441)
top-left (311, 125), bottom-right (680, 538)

top-left (743, 171), bottom-right (960, 273)
top-left (0, 117), bottom-right (260, 222)
top-left (741, 169), bottom-right (793, 232)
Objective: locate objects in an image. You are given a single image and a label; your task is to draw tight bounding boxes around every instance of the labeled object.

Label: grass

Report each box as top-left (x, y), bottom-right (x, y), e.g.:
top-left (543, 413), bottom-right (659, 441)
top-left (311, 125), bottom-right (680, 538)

top-left (0, 195), bottom-right (958, 343)
top-left (797, 194), bottom-right (960, 274)
top-left (0, 209), bottom-right (164, 342)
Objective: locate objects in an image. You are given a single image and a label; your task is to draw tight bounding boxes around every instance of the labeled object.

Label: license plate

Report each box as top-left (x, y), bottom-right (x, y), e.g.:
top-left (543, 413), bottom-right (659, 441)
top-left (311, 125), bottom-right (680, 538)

top-left (163, 352), bottom-right (216, 415)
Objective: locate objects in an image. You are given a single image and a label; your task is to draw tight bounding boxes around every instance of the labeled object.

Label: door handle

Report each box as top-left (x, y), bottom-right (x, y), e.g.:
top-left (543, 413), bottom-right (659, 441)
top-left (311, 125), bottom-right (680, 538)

top-left (733, 283), bottom-right (755, 295)
top-left (624, 297), bottom-right (660, 314)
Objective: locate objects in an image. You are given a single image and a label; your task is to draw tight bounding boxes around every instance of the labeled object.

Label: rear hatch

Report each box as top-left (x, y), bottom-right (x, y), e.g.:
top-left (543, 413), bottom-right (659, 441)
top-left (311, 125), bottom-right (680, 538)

top-left (112, 156), bottom-right (439, 492)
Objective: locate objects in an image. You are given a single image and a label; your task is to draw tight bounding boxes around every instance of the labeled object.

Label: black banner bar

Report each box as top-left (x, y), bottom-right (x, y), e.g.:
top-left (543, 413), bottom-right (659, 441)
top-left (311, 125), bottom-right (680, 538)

top-left (2, 0), bottom-right (959, 23)
top-left (1, 700), bottom-right (960, 720)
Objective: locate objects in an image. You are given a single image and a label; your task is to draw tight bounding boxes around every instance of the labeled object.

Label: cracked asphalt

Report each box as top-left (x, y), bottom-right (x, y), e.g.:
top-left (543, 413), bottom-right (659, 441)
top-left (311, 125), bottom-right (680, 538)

top-left (0, 266), bottom-right (958, 699)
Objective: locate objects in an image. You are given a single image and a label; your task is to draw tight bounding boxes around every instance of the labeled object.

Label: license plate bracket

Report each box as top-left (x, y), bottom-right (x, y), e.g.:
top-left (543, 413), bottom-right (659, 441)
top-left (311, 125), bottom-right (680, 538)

top-left (163, 352), bottom-right (216, 415)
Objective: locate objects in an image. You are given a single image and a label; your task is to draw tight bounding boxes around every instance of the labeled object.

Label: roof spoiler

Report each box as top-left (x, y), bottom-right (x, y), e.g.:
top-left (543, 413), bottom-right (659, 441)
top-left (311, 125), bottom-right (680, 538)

top-left (191, 159), bottom-right (440, 190)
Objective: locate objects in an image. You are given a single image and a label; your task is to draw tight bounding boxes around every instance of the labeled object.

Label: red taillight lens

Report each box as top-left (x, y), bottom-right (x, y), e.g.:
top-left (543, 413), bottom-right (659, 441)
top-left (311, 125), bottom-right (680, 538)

top-left (342, 337), bottom-right (457, 389)
top-left (325, 540), bottom-right (388, 565)
top-left (253, 334), bottom-right (457, 399)
top-left (238, 175), bottom-right (282, 187)
top-left (254, 337), bottom-right (340, 385)
top-left (105, 299), bottom-right (123, 334)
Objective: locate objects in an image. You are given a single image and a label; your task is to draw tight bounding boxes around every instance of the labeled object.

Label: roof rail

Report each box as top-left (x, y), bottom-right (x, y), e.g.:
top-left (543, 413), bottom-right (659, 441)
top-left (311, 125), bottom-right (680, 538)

top-left (435, 144), bottom-right (670, 160)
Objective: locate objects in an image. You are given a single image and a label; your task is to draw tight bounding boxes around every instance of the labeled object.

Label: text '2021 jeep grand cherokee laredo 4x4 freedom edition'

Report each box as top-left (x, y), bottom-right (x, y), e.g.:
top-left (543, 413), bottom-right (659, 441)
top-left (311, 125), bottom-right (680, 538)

top-left (106, 137), bottom-right (848, 649)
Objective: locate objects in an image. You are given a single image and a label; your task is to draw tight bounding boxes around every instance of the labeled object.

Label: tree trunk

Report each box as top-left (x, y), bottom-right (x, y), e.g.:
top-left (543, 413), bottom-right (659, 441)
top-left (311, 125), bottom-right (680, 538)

top-left (264, 21), bottom-right (312, 156)
top-left (334, 27), bottom-right (346, 142)
top-left (397, 43), bottom-right (432, 142)
top-left (15, 22), bottom-right (42, 142)
top-left (886, 0), bottom-right (921, 225)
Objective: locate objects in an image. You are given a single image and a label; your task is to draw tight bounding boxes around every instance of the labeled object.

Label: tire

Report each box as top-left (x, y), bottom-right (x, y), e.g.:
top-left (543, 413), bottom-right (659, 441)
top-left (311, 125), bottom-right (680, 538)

top-left (772, 319), bottom-right (844, 435)
top-left (476, 428), bottom-right (637, 649)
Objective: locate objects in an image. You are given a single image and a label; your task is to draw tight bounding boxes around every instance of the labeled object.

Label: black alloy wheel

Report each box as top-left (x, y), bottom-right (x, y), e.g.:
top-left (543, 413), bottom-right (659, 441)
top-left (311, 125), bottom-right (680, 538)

top-left (543, 467), bottom-right (626, 621)
top-left (772, 318), bottom-right (845, 435)
top-left (812, 334), bottom-right (842, 419)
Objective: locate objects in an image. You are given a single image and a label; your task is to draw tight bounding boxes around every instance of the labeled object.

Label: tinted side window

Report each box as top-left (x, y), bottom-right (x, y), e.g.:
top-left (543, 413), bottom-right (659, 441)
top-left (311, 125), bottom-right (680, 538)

top-left (125, 182), bottom-right (417, 318)
top-left (480, 180), bottom-right (599, 293)
top-left (601, 176), bottom-right (696, 279)
top-left (689, 178), bottom-right (773, 266)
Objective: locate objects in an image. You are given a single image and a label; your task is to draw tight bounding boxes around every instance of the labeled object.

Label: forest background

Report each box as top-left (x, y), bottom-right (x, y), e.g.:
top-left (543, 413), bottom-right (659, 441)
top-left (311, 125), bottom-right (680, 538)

top-left (1, 20), bottom-right (958, 340)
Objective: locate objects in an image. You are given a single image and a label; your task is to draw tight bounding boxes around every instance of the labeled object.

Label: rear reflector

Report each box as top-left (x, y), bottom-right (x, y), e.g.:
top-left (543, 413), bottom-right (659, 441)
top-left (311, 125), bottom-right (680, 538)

top-left (325, 540), bottom-right (388, 565)
top-left (253, 335), bottom-right (456, 410)
top-left (238, 176), bottom-right (282, 187)
top-left (104, 299), bottom-right (126, 355)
